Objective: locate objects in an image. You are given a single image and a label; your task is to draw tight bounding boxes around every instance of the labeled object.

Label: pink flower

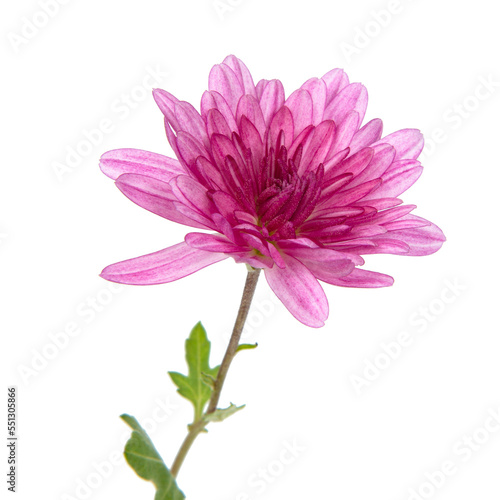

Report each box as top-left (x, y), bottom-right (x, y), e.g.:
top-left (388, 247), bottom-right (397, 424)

top-left (100, 55), bottom-right (445, 327)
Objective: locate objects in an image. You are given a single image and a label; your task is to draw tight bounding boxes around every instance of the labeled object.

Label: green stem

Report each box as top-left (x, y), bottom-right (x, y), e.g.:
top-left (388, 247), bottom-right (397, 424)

top-left (170, 267), bottom-right (261, 478)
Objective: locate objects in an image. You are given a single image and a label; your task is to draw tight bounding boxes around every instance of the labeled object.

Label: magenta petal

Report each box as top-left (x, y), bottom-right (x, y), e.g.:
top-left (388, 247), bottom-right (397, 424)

top-left (100, 149), bottom-right (184, 182)
top-left (236, 95), bottom-right (266, 138)
top-left (100, 242), bottom-right (227, 285)
top-left (174, 102), bottom-right (209, 147)
top-left (209, 63), bottom-right (244, 114)
top-left (348, 144), bottom-right (395, 188)
top-left (153, 89), bottom-right (180, 130)
top-left (200, 90), bottom-right (238, 132)
top-left (329, 111), bottom-right (359, 157)
top-left (300, 120), bottom-right (336, 173)
top-left (115, 174), bottom-right (209, 229)
top-left (301, 77), bottom-right (327, 125)
top-left (349, 119), bottom-right (383, 154)
top-left (281, 244), bottom-right (355, 282)
top-left (264, 254), bottom-right (329, 327)
top-left (170, 175), bottom-right (214, 216)
top-left (223, 55), bottom-right (257, 98)
top-left (321, 68), bottom-right (349, 106)
top-left (374, 129), bottom-right (424, 160)
top-left (374, 161), bottom-right (423, 198)
top-left (185, 232), bottom-right (243, 253)
top-left (385, 215), bottom-right (446, 255)
top-left (268, 106), bottom-right (294, 151)
top-left (206, 108), bottom-right (232, 139)
top-left (285, 89), bottom-right (314, 136)
top-left (328, 268), bottom-right (394, 288)
top-left (324, 83), bottom-right (368, 126)
top-left (259, 79), bottom-right (285, 126)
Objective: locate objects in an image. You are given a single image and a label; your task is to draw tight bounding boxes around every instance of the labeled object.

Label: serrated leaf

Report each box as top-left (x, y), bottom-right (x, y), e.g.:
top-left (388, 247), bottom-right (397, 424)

top-left (120, 414), bottom-right (185, 500)
top-left (204, 403), bottom-right (245, 423)
top-left (168, 322), bottom-right (219, 421)
top-left (236, 343), bottom-right (258, 353)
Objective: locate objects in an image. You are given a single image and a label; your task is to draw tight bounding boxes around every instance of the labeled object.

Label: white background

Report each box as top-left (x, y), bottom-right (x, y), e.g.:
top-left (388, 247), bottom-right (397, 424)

top-left (2, 1), bottom-right (500, 499)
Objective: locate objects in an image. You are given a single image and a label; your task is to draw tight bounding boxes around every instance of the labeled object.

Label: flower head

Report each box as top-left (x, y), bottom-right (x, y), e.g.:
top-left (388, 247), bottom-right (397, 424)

top-left (100, 55), bottom-right (445, 327)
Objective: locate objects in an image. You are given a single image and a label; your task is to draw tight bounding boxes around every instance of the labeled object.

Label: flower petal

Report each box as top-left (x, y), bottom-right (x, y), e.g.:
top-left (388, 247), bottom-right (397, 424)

top-left (209, 63), bottom-right (244, 114)
top-left (384, 215), bottom-right (446, 255)
top-left (259, 79), bottom-right (285, 126)
top-left (324, 83), bottom-right (368, 126)
top-left (185, 232), bottom-right (243, 253)
top-left (373, 129), bottom-right (424, 160)
top-left (264, 254), bottom-right (329, 328)
top-left (285, 89), bottom-right (313, 137)
top-left (223, 55), bottom-right (257, 98)
top-left (328, 268), bottom-right (394, 288)
top-left (301, 77), bottom-right (327, 125)
top-left (100, 149), bottom-right (184, 182)
top-left (349, 118), bottom-right (383, 154)
top-left (100, 242), bottom-right (227, 285)
top-left (115, 173), bottom-right (209, 229)
top-left (321, 68), bottom-right (349, 106)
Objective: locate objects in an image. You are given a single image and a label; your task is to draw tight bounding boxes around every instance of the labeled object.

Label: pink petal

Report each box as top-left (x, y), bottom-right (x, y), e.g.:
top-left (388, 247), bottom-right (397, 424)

top-left (223, 55), bottom-right (257, 98)
top-left (325, 178), bottom-right (381, 207)
top-left (206, 108), bottom-right (232, 139)
top-left (324, 83), bottom-right (368, 126)
top-left (185, 232), bottom-right (243, 253)
top-left (300, 120), bottom-right (336, 174)
top-left (373, 129), bottom-right (424, 160)
top-left (153, 89), bottom-right (180, 130)
top-left (349, 118), bottom-right (383, 154)
top-left (321, 68), bottom-right (349, 106)
top-left (285, 89), bottom-right (313, 137)
top-left (174, 102), bottom-right (209, 147)
top-left (209, 63), bottom-right (244, 114)
top-left (200, 91), bottom-right (239, 133)
top-left (301, 77), bottom-right (327, 125)
top-left (264, 254), bottom-right (329, 328)
top-left (348, 144), bottom-right (395, 188)
top-left (100, 242), bottom-right (227, 285)
top-left (374, 161), bottom-right (423, 198)
top-left (384, 215), bottom-right (446, 255)
top-left (100, 149), bottom-right (184, 182)
top-left (236, 94), bottom-right (266, 138)
top-left (259, 79), bottom-right (285, 126)
top-left (170, 175), bottom-right (215, 217)
top-left (268, 106), bottom-right (294, 151)
top-left (328, 268), bottom-right (394, 288)
top-left (115, 174), bottom-right (209, 229)
top-left (212, 191), bottom-right (244, 224)
top-left (328, 111), bottom-right (359, 157)
top-left (240, 115), bottom-right (264, 159)
top-left (281, 242), bottom-right (356, 282)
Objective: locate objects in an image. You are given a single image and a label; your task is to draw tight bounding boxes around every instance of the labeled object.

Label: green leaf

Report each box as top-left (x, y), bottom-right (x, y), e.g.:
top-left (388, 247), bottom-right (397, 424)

top-left (120, 414), bottom-right (185, 500)
top-left (168, 322), bottom-right (219, 421)
top-left (204, 403), bottom-right (245, 423)
top-left (236, 342), bottom-right (258, 353)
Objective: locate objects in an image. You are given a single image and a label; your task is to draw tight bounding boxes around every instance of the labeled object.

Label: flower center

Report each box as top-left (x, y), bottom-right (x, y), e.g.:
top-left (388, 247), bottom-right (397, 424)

top-left (254, 145), bottom-right (324, 238)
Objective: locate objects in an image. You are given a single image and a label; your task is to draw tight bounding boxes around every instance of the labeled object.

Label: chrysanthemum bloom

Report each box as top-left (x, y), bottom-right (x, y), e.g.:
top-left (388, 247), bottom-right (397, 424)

top-left (100, 55), bottom-right (445, 327)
